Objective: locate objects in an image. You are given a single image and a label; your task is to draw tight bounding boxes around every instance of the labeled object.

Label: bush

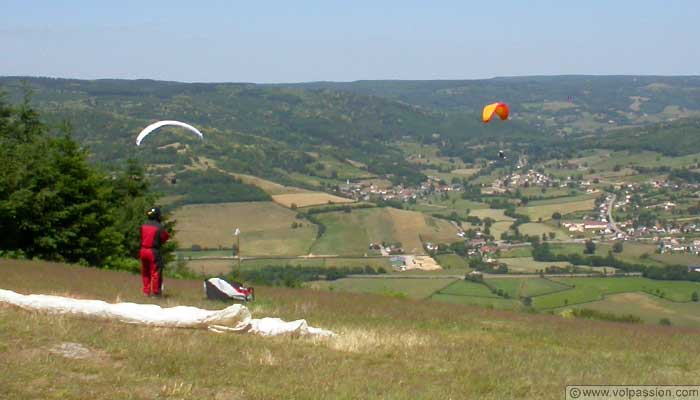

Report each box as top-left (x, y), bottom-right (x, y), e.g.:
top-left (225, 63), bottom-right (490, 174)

top-left (572, 308), bottom-right (641, 324)
top-left (612, 241), bottom-right (624, 253)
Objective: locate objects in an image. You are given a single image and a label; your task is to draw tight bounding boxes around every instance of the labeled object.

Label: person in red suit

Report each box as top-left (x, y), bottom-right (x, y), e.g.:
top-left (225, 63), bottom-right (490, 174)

top-left (140, 207), bottom-right (170, 297)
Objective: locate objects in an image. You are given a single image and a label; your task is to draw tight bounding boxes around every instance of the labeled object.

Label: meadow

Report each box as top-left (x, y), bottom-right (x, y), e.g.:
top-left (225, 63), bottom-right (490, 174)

top-left (496, 257), bottom-right (573, 273)
top-left (486, 278), bottom-right (571, 298)
top-left (310, 207), bottom-right (459, 256)
top-left (433, 254), bottom-right (471, 271)
top-left (3, 260), bottom-right (700, 399)
top-left (309, 277), bottom-right (456, 300)
top-left (518, 222), bottom-right (568, 240)
top-left (518, 198), bottom-right (596, 221)
top-left (173, 202), bottom-right (317, 256)
top-left (570, 292), bottom-right (700, 328)
top-left (534, 277), bottom-right (700, 310)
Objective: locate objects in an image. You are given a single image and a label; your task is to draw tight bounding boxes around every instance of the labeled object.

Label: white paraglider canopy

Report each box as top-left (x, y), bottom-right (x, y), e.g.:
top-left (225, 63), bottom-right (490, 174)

top-left (136, 120), bottom-right (204, 146)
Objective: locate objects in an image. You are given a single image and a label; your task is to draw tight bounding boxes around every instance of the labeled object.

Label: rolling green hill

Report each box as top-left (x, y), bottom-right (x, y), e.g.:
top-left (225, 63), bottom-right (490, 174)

top-left (2, 75), bottom-right (700, 203)
top-left (282, 75), bottom-right (700, 133)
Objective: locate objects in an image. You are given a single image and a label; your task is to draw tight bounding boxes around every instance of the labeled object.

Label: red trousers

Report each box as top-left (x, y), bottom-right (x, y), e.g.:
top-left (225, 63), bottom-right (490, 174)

top-left (140, 248), bottom-right (163, 295)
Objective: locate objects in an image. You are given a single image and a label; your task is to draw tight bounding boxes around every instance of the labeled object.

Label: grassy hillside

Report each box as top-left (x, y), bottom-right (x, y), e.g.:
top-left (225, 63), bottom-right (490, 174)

top-left (310, 207), bottom-right (459, 255)
top-left (2, 259), bottom-right (700, 399)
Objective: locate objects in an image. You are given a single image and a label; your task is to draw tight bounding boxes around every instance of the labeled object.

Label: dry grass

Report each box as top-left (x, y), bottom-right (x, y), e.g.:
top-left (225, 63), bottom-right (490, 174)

top-left (173, 202), bottom-right (316, 256)
top-left (2, 259), bottom-right (700, 399)
top-left (271, 192), bottom-right (355, 208)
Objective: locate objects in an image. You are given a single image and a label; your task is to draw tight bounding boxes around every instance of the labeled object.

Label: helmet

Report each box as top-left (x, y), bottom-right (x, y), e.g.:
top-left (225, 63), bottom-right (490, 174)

top-left (147, 207), bottom-right (162, 221)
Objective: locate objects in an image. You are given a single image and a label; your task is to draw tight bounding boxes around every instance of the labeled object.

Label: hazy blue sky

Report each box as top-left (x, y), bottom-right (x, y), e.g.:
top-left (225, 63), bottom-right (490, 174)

top-left (1, 0), bottom-right (698, 82)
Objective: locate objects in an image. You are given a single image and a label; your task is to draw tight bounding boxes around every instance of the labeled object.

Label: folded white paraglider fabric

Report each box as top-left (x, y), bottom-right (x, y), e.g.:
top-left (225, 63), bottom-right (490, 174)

top-left (0, 289), bottom-right (333, 337)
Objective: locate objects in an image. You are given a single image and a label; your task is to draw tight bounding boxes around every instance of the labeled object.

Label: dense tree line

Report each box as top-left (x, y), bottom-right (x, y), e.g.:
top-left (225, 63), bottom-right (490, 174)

top-left (235, 265), bottom-right (386, 287)
top-left (0, 95), bottom-right (170, 270)
top-left (159, 169), bottom-right (270, 206)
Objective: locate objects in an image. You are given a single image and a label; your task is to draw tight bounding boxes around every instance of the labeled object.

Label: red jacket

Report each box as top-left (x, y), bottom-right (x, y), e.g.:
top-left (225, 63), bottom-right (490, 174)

top-left (140, 220), bottom-right (170, 249)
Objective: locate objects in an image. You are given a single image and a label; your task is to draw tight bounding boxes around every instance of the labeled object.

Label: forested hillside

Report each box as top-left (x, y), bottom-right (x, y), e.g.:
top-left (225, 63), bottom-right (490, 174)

top-left (1, 76), bottom-right (699, 197)
top-left (282, 75), bottom-right (700, 134)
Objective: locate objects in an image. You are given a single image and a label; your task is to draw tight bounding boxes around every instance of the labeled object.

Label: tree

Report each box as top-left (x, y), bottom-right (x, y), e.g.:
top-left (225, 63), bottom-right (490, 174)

top-left (612, 241), bottom-right (624, 253)
top-left (692, 291), bottom-right (699, 302)
top-left (521, 296), bottom-right (532, 307)
top-left (584, 240), bottom-right (596, 254)
top-left (0, 96), bottom-right (168, 269)
top-left (552, 212), bottom-right (562, 220)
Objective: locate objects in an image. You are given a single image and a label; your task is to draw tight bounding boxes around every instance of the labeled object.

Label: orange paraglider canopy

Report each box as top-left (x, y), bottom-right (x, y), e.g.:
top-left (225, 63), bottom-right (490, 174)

top-left (482, 102), bottom-right (510, 123)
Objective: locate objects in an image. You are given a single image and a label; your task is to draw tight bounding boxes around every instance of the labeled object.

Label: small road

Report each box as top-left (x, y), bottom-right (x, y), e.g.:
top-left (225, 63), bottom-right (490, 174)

top-left (607, 194), bottom-right (620, 234)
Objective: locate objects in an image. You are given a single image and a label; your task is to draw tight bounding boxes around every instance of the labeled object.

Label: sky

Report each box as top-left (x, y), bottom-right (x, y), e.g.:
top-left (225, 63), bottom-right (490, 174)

top-left (1, 0), bottom-right (699, 83)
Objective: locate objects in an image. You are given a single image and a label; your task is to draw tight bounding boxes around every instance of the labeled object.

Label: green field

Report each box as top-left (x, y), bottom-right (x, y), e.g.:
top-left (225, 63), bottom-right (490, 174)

top-left (651, 252), bottom-right (700, 266)
top-left (486, 278), bottom-right (571, 298)
top-left (534, 277), bottom-right (700, 310)
top-left (518, 198), bottom-right (596, 221)
top-left (310, 207), bottom-right (459, 256)
top-left (430, 293), bottom-right (518, 309)
top-left (498, 257), bottom-right (573, 273)
top-left (309, 277), bottom-right (457, 299)
top-left (434, 254), bottom-right (471, 271)
top-left (239, 257), bottom-right (392, 270)
top-left (549, 242), bottom-right (665, 267)
top-left (518, 222), bottom-right (568, 240)
top-left (410, 193), bottom-right (489, 214)
top-left (568, 292), bottom-right (700, 328)
top-left (184, 257), bottom-right (394, 277)
top-left (437, 280), bottom-right (500, 297)
top-left (176, 249), bottom-right (234, 259)
top-left (490, 221), bottom-right (513, 240)
top-left (469, 208), bottom-right (515, 221)
top-left (498, 246), bottom-right (533, 258)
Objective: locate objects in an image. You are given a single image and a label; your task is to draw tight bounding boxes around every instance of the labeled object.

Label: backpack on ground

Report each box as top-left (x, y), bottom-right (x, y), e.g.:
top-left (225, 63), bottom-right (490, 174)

top-left (204, 278), bottom-right (254, 302)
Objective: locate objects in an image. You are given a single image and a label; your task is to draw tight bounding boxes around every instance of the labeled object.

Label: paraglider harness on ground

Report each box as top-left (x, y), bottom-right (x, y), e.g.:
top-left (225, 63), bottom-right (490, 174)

top-left (204, 278), bottom-right (254, 302)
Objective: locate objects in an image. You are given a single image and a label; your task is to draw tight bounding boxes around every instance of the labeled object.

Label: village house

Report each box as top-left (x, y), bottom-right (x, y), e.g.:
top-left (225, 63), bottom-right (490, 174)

top-left (583, 221), bottom-right (609, 231)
